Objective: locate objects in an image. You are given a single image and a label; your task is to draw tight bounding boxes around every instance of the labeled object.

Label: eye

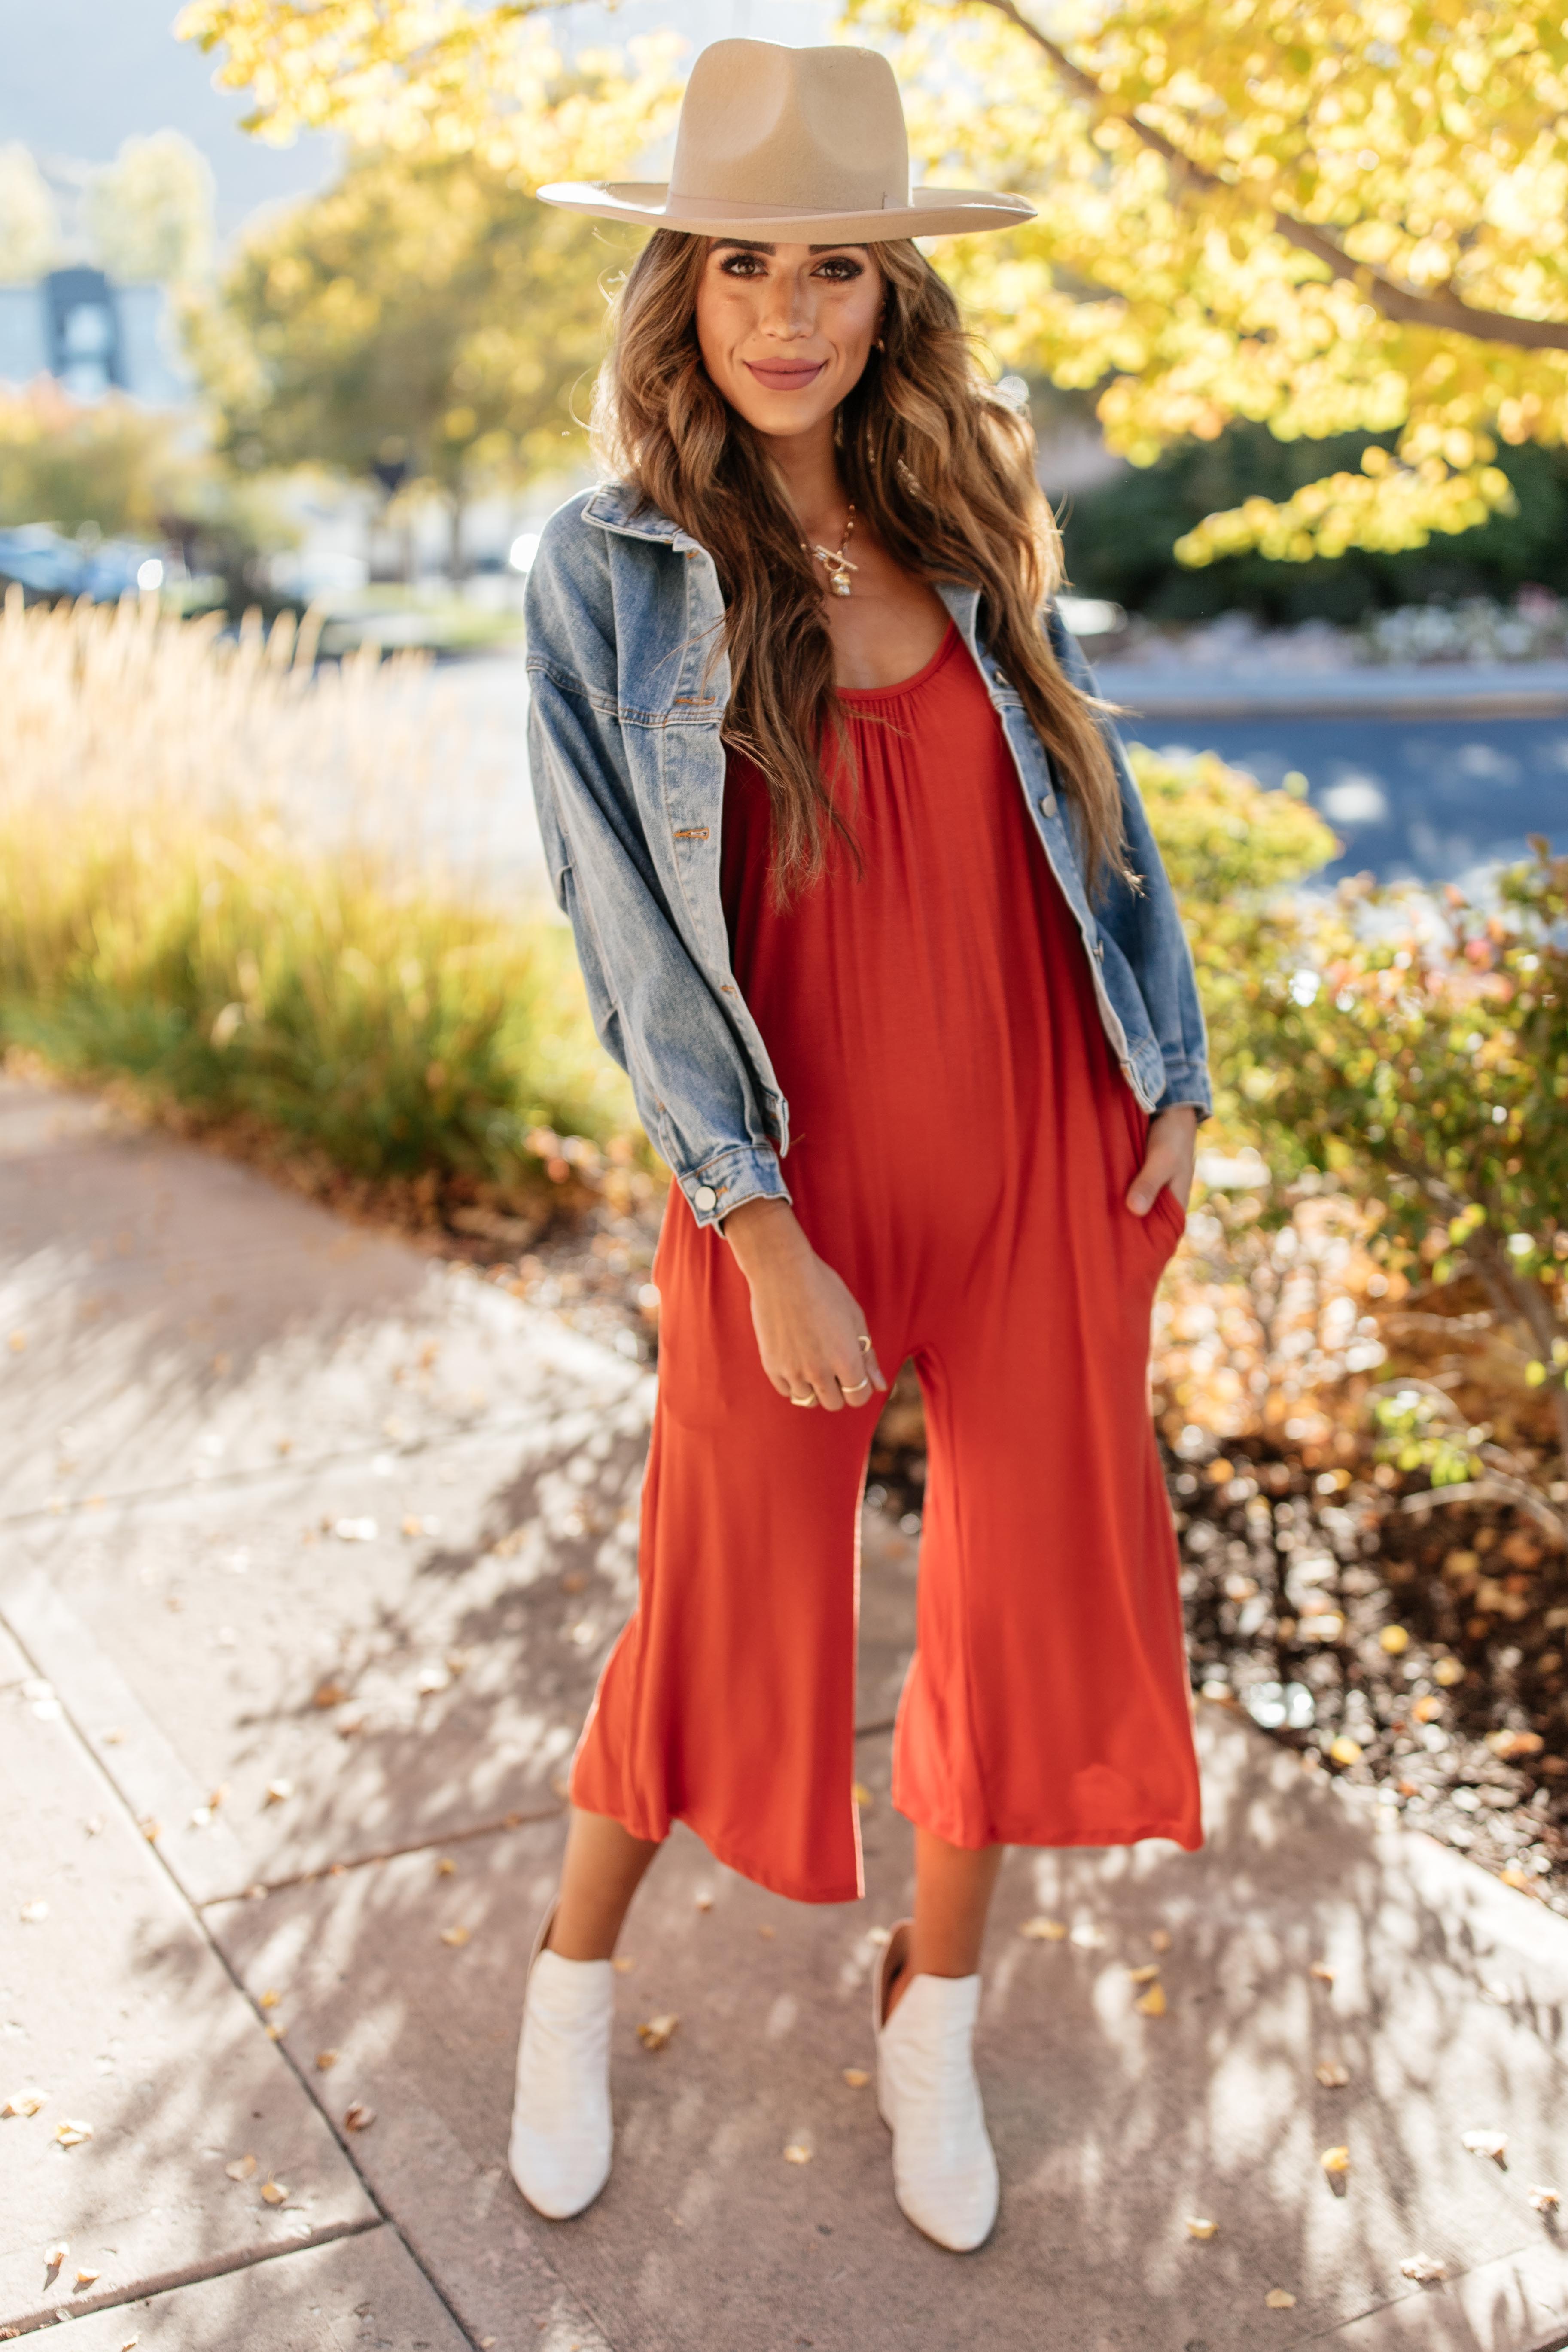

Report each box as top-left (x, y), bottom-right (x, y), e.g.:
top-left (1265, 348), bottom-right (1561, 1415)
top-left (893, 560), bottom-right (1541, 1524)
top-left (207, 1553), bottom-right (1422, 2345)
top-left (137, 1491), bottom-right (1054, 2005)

top-left (813, 255), bottom-right (866, 281)
top-left (717, 251), bottom-right (766, 277)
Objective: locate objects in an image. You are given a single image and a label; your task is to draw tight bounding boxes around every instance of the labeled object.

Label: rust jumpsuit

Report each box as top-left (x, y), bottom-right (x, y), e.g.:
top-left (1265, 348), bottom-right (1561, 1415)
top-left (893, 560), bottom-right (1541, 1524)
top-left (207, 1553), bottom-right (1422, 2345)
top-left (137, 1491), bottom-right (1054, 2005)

top-left (571, 622), bottom-right (1203, 1901)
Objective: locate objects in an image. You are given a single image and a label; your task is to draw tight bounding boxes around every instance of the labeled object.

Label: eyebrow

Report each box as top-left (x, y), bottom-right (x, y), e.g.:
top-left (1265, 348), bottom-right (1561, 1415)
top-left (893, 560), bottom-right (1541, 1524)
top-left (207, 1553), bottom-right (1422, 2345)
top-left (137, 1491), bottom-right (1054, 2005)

top-left (709, 239), bottom-right (870, 256)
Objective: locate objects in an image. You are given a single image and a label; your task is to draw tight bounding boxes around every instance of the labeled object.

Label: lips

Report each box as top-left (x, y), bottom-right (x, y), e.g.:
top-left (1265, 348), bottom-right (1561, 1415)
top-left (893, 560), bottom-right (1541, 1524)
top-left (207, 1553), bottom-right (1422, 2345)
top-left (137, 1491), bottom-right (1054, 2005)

top-left (743, 359), bottom-right (828, 391)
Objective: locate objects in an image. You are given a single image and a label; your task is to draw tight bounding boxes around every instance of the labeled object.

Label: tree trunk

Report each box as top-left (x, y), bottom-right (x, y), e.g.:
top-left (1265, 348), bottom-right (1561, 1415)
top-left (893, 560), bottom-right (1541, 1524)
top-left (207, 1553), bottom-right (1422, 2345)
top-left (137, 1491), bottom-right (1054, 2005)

top-left (447, 491), bottom-right (464, 587)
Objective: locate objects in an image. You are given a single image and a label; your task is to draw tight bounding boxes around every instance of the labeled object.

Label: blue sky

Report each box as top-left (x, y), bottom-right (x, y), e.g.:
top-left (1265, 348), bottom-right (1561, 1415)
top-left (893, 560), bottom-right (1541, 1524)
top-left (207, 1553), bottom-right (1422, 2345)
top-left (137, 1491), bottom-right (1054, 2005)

top-left (0, 0), bottom-right (831, 245)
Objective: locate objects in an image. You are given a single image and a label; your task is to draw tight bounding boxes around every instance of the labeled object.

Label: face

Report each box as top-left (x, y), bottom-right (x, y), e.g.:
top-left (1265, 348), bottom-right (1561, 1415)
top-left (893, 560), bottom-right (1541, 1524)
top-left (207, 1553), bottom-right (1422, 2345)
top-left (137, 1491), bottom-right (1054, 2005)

top-left (694, 240), bottom-right (885, 440)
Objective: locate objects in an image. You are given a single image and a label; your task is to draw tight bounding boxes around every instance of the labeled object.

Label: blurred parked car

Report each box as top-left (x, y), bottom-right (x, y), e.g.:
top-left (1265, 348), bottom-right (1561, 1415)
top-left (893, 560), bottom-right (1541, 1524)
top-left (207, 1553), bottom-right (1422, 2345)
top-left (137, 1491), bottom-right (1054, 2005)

top-left (0, 523), bottom-right (167, 603)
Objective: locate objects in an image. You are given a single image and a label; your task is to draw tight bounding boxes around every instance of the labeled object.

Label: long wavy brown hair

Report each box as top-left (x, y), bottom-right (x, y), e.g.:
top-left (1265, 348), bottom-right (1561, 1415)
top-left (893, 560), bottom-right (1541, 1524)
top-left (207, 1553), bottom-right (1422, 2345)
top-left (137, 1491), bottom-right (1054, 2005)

top-left (591, 230), bottom-right (1125, 902)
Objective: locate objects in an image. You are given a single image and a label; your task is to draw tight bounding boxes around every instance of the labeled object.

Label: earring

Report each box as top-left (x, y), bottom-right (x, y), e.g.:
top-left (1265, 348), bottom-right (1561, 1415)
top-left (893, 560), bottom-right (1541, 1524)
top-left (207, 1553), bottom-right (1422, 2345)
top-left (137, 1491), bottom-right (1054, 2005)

top-left (874, 335), bottom-right (886, 352)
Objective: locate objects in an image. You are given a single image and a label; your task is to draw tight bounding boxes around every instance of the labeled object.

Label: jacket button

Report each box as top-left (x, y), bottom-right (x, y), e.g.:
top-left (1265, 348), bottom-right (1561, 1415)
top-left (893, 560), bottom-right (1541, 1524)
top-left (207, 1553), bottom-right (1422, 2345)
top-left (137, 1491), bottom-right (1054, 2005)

top-left (693, 1184), bottom-right (718, 1211)
top-left (1093, 940), bottom-right (1105, 960)
top-left (1038, 792), bottom-right (1056, 816)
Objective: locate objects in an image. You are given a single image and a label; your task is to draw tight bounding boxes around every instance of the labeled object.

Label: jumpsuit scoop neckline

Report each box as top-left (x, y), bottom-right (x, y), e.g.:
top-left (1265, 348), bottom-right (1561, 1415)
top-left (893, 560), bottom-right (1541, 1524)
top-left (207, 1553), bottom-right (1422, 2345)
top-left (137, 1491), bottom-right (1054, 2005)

top-left (568, 620), bottom-right (1202, 1903)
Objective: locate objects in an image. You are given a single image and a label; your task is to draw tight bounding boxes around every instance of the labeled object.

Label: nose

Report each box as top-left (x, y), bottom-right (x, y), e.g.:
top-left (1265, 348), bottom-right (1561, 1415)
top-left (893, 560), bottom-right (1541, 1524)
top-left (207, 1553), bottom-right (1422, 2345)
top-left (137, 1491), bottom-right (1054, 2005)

top-left (756, 266), bottom-right (815, 341)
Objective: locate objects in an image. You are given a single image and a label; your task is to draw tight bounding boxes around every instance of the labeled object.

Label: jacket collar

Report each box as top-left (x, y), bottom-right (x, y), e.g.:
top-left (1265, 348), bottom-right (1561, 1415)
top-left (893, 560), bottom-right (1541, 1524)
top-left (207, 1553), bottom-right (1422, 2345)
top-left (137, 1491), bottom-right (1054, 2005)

top-left (582, 480), bottom-right (692, 547)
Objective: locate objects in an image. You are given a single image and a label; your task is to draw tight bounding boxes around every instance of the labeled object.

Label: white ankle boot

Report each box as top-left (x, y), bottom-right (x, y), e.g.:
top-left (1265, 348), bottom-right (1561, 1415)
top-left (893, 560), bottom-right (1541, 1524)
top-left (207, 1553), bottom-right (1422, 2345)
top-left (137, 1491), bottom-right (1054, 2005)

top-left (508, 1904), bottom-right (615, 2219)
top-left (873, 1920), bottom-right (999, 2252)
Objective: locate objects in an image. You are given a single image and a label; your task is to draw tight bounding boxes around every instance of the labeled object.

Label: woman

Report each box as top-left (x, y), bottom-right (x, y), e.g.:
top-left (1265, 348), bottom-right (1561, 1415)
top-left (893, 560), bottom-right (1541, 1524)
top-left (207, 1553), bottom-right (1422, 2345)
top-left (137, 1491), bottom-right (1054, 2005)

top-left (513, 38), bottom-right (1209, 2254)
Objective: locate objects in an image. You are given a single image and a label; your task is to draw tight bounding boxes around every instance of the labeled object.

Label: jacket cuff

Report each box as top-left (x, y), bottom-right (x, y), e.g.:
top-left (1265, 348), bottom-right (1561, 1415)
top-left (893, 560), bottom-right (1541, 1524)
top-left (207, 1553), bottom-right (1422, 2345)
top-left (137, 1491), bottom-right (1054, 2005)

top-left (1156, 1059), bottom-right (1213, 1120)
top-left (678, 1143), bottom-right (792, 1230)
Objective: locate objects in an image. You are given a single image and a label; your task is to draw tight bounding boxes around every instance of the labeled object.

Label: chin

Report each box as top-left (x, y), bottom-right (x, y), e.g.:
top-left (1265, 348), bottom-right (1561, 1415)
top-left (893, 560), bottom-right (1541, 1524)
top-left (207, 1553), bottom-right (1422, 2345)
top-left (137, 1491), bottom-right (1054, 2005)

top-left (727, 388), bottom-right (840, 439)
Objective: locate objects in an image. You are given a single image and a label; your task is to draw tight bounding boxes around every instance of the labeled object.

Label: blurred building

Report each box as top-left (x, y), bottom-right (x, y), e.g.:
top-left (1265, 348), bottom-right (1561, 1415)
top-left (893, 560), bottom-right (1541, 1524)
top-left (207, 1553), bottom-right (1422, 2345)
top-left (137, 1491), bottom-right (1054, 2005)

top-left (0, 266), bottom-right (191, 405)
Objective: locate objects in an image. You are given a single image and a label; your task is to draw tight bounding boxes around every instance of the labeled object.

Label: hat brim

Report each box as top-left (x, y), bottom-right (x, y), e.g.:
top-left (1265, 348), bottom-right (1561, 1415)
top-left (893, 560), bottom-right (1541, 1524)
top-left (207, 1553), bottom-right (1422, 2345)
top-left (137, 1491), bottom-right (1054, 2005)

top-left (536, 181), bottom-right (1036, 241)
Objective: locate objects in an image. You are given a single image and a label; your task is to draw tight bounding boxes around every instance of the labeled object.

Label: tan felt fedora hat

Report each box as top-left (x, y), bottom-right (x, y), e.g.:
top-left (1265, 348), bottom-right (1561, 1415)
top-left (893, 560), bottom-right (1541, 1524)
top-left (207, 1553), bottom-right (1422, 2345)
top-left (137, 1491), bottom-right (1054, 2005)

top-left (537, 38), bottom-right (1035, 243)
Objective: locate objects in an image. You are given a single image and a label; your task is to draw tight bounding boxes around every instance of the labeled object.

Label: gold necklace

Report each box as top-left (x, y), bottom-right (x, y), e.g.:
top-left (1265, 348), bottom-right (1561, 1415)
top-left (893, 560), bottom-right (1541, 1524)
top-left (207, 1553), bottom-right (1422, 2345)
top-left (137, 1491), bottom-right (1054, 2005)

top-left (804, 503), bottom-right (858, 597)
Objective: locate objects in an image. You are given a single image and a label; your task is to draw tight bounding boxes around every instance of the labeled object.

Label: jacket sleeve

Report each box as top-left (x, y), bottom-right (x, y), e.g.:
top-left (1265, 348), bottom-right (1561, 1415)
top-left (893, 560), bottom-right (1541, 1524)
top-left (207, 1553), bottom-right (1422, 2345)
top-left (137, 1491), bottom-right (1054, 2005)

top-left (1050, 613), bottom-right (1213, 1118)
top-left (524, 513), bottom-right (791, 1226)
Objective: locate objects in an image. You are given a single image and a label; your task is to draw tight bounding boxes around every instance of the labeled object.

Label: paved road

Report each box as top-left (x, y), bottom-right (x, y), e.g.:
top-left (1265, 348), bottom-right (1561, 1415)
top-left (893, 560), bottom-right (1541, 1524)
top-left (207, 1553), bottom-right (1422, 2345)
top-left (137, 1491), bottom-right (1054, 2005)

top-left (5, 1072), bottom-right (1568, 2349)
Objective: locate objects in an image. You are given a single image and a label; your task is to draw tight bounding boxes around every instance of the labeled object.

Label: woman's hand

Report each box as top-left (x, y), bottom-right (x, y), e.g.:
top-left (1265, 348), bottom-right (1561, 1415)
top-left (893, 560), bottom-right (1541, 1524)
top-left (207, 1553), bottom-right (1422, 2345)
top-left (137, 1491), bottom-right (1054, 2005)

top-left (1126, 1105), bottom-right (1199, 1217)
top-left (722, 1199), bottom-right (889, 1411)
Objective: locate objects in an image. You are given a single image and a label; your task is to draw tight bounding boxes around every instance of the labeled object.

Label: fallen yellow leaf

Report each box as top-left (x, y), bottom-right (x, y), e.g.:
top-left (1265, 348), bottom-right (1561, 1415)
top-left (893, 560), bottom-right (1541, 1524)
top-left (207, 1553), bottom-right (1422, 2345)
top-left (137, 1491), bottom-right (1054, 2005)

top-left (1321, 2146), bottom-right (1351, 2175)
top-left (758, 1924), bottom-right (775, 1940)
top-left (1462, 2127), bottom-right (1507, 2160)
top-left (1309, 1962), bottom-right (1335, 1984)
top-left (258, 1989), bottom-right (281, 2010)
top-left (259, 2179), bottom-right (288, 2205)
top-left (18, 1900), bottom-right (48, 1924)
top-left (74, 2267), bottom-right (100, 2286)
top-left (1185, 2218), bottom-right (1218, 2240)
top-left (1529, 2185), bottom-right (1560, 2212)
top-left (1399, 2254), bottom-right (1447, 2282)
top-left (1127, 1963), bottom-right (1161, 1985)
top-left (439, 1924), bottom-right (470, 1947)
top-left (225, 2154), bottom-right (257, 2181)
top-left (9, 1331), bottom-right (26, 1352)
top-left (436, 1857), bottom-right (456, 1877)
top-left (1315, 2060), bottom-right (1350, 2088)
top-left (612, 1956), bottom-right (636, 1974)
top-left (1265, 2288), bottom-right (1297, 2309)
top-left (139, 1817), bottom-right (161, 1843)
top-left (1150, 1928), bottom-right (1173, 1953)
top-left (842, 2068), bottom-right (870, 2089)
top-left (343, 2102), bottom-right (374, 2132)
top-left (1329, 1736), bottom-right (1362, 1766)
top-left (1487, 1728), bottom-right (1544, 1760)
top-left (55, 2119), bottom-right (93, 2148)
top-left (638, 2014), bottom-right (679, 2051)
top-left (783, 2143), bottom-right (813, 2165)
top-left (44, 2245), bottom-right (67, 2271)
top-left (264, 1780), bottom-right (293, 1806)
top-left (314, 2051), bottom-right (338, 2072)
top-left (2, 2087), bottom-right (46, 2116)
top-left (852, 1782), bottom-right (874, 1809)
top-left (265, 2023), bottom-right (283, 2042)
top-left (694, 1891), bottom-right (714, 1911)
top-left (1135, 1983), bottom-right (1167, 2017)
top-left (312, 1682), bottom-right (349, 1709)
top-left (1019, 1916), bottom-right (1068, 1942)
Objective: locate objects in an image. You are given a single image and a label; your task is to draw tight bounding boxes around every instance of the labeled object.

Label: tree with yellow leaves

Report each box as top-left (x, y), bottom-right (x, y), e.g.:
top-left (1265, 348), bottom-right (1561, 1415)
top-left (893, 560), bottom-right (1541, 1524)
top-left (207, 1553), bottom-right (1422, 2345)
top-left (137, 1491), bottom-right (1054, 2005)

top-left (183, 0), bottom-right (1568, 575)
top-left (175, 1), bottom-right (679, 179)
top-left (857, 0), bottom-right (1568, 570)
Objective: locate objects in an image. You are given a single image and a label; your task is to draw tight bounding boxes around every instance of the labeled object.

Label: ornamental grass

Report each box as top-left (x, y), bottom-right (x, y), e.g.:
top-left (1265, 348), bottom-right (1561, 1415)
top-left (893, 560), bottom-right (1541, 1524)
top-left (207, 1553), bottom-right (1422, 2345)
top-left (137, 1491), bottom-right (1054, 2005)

top-left (0, 586), bottom-right (636, 1206)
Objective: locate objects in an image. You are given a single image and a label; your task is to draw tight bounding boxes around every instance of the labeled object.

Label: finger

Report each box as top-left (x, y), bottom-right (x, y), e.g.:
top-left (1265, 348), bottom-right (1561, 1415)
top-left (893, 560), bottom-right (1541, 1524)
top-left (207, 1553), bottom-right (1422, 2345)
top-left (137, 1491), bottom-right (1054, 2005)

top-left (1126, 1151), bottom-right (1170, 1216)
top-left (844, 1314), bottom-right (889, 1397)
top-left (839, 1348), bottom-right (886, 1403)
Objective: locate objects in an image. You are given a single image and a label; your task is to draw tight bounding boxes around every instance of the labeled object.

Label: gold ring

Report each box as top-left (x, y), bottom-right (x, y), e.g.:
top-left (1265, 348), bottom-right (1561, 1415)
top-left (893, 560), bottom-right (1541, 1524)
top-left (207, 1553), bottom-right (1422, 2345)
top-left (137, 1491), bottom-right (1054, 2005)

top-left (842, 1376), bottom-right (872, 1397)
top-left (789, 1392), bottom-right (817, 1408)
top-left (857, 1333), bottom-right (872, 1352)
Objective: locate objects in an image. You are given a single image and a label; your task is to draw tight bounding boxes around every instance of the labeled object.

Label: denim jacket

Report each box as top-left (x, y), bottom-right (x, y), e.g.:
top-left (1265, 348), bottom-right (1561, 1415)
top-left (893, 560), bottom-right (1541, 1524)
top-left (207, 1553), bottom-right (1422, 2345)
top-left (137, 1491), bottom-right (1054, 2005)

top-left (525, 481), bottom-right (1211, 1230)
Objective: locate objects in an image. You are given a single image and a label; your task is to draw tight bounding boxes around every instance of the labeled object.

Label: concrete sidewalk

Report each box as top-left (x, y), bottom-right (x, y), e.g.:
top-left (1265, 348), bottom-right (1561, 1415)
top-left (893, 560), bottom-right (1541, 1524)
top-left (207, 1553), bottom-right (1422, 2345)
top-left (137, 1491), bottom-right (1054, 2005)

top-left (4, 1071), bottom-right (1568, 2352)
